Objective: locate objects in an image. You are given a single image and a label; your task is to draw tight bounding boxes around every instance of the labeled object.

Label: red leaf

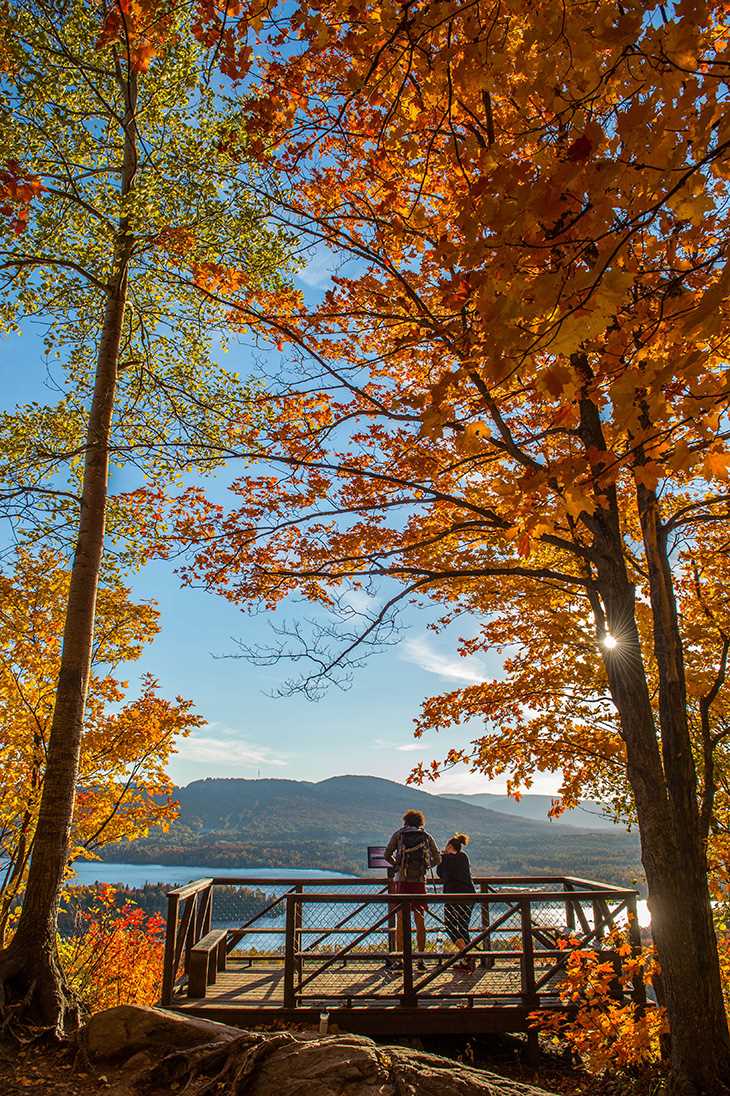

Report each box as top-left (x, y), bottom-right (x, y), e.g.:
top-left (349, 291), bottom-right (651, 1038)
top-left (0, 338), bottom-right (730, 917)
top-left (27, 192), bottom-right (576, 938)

top-left (566, 134), bottom-right (592, 163)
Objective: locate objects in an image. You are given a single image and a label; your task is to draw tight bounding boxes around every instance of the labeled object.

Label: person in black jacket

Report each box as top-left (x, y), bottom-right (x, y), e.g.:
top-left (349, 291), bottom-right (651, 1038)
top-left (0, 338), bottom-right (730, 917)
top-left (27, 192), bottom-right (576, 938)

top-left (436, 833), bottom-right (476, 972)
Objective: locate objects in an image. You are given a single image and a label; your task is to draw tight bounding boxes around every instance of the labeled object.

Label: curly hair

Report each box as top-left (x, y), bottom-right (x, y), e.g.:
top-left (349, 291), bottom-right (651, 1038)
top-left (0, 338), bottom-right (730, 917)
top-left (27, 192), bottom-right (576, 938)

top-left (402, 809), bottom-right (425, 828)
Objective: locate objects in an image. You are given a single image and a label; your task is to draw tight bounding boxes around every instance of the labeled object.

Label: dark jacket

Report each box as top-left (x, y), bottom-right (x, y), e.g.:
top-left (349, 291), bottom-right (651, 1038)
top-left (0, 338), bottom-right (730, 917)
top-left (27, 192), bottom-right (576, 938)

top-left (436, 850), bottom-right (475, 894)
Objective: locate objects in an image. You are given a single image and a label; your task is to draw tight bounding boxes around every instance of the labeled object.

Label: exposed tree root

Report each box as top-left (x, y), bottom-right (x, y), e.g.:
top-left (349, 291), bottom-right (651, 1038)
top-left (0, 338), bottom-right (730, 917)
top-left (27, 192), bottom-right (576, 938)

top-left (138, 1031), bottom-right (295, 1095)
top-left (136, 1027), bottom-right (552, 1096)
top-left (0, 938), bottom-right (81, 1043)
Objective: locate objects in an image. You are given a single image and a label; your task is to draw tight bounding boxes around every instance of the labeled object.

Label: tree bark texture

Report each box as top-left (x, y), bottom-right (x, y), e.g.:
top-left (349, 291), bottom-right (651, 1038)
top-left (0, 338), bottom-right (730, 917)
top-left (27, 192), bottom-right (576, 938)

top-left (635, 484), bottom-right (730, 1094)
top-left (574, 362), bottom-right (730, 1093)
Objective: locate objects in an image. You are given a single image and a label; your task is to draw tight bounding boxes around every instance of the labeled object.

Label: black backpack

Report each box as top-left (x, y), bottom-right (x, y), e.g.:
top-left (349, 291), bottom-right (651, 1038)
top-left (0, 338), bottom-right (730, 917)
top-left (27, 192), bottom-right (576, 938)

top-left (397, 829), bottom-right (433, 880)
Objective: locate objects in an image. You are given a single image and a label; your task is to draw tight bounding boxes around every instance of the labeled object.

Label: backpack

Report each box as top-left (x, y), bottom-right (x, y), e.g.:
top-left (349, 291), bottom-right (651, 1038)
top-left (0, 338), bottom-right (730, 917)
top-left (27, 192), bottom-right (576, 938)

top-left (397, 828), bottom-right (433, 881)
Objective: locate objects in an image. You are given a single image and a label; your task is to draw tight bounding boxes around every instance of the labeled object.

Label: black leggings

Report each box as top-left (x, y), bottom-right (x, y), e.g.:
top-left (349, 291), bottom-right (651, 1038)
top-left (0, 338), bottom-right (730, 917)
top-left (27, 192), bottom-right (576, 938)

top-left (444, 899), bottom-right (475, 945)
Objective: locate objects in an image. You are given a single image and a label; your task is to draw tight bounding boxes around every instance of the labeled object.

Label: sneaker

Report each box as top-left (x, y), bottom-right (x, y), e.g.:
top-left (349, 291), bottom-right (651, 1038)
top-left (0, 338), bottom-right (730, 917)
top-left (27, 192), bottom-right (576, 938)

top-left (384, 958), bottom-right (402, 973)
top-left (416, 959), bottom-right (426, 972)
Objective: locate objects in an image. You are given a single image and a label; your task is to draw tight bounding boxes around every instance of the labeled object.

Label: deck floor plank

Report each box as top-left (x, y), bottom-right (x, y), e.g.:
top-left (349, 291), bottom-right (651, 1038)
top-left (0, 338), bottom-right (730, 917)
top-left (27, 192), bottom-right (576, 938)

top-left (172, 955), bottom-right (559, 1010)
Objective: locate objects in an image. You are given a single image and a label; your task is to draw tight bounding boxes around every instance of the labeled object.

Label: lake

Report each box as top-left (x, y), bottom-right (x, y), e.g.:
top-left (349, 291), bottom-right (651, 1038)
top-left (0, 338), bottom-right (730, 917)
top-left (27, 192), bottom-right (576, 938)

top-left (69, 861), bottom-right (651, 926)
top-left (69, 862), bottom-right (352, 888)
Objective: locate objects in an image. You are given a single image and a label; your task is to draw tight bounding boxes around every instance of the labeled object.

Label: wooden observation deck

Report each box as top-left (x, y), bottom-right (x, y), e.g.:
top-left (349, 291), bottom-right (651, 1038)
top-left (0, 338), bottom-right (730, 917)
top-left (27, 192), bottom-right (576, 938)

top-left (161, 875), bottom-right (644, 1037)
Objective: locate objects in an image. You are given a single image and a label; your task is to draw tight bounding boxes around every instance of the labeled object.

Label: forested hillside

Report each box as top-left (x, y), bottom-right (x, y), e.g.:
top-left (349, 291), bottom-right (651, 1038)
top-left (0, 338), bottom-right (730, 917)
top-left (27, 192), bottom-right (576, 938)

top-left (102, 775), bottom-right (642, 885)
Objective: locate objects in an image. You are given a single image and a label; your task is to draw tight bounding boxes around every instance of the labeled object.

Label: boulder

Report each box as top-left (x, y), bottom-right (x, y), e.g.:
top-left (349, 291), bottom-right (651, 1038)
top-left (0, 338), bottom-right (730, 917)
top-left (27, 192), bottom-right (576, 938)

top-left (244, 1033), bottom-right (557, 1096)
top-left (83, 1004), bottom-right (241, 1060)
top-left (83, 1006), bottom-right (558, 1096)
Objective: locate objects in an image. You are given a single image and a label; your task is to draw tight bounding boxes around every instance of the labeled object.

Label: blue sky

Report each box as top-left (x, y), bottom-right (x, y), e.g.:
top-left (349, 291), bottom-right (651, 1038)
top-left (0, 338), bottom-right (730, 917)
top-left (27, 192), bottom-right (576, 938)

top-left (0, 255), bottom-right (561, 799)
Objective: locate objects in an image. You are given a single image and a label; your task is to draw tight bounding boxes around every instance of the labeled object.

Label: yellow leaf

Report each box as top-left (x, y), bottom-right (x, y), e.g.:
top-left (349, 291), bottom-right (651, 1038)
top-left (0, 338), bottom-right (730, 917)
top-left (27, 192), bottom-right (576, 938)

top-left (563, 486), bottom-right (596, 519)
top-left (704, 450), bottom-right (730, 481)
top-left (541, 364), bottom-right (574, 398)
top-left (455, 421), bottom-right (491, 454)
top-left (684, 263), bottom-right (730, 332)
top-left (667, 174), bottom-right (713, 225)
top-left (546, 269), bottom-right (633, 355)
top-left (634, 462), bottom-right (663, 490)
top-left (419, 406), bottom-right (447, 439)
top-left (667, 442), bottom-right (697, 473)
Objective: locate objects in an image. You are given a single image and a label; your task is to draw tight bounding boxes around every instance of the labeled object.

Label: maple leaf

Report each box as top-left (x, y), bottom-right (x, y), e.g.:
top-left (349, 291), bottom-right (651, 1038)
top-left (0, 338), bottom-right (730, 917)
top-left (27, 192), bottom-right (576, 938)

top-left (420, 405), bottom-right (448, 439)
top-left (565, 134), bottom-right (593, 163)
top-left (563, 486), bottom-right (596, 518)
top-left (704, 450), bottom-right (730, 481)
top-left (130, 41), bottom-right (155, 73)
top-left (633, 462), bottom-right (663, 491)
top-left (517, 531), bottom-right (532, 557)
top-left (541, 363), bottom-right (574, 398)
top-left (456, 420), bottom-right (491, 454)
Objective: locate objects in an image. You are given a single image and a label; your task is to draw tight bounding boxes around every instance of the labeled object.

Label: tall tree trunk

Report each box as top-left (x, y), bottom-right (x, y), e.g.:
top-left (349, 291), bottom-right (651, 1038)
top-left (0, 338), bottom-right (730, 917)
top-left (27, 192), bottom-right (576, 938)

top-left (598, 566), bottom-right (730, 1093)
top-left (573, 360), bottom-right (730, 1093)
top-left (0, 73), bottom-right (138, 1036)
top-left (635, 483), bottom-right (730, 1093)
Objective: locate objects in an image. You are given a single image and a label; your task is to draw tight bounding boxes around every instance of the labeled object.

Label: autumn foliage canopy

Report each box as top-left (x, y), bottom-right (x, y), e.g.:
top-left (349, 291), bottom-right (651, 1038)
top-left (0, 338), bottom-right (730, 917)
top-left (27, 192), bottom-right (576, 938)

top-left (1, 0), bottom-right (730, 1087)
top-left (141, 0), bottom-right (730, 802)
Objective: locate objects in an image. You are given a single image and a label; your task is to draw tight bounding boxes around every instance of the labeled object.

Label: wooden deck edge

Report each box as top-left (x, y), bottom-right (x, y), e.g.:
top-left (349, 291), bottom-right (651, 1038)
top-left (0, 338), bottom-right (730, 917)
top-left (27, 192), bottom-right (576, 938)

top-left (166, 1002), bottom-right (561, 1036)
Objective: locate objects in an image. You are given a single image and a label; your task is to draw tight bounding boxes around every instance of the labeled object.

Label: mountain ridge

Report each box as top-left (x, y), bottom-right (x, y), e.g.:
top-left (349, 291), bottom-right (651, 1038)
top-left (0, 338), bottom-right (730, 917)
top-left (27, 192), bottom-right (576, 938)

top-left (439, 791), bottom-right (621, 831)
top-left (173, 773), bottom-right (590, 833)
top-left (104, 774), bottom-right (642, 886)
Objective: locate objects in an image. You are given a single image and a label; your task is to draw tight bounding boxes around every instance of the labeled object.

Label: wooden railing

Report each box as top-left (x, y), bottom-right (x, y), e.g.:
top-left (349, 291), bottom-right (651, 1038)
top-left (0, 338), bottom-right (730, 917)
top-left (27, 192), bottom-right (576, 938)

top-left (161, 876), bottom-right (377, 1004)
top-left (161, 874), bottom-right (644, 1011)
top-left (160, 877), bottom-right (213, 1004)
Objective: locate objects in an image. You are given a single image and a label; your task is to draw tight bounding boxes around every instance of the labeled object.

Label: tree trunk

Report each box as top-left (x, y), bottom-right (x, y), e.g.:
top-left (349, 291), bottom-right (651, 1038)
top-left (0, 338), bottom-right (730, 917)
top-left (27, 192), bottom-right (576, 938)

top-left (574, 360), bottom-right (730, 1093)
top-left (0, 72), bottom-right (138, 1037)
top-left (599, 572), bottom-right (730, 1093)
top-left (635, 483), bottom-right (730, 1093)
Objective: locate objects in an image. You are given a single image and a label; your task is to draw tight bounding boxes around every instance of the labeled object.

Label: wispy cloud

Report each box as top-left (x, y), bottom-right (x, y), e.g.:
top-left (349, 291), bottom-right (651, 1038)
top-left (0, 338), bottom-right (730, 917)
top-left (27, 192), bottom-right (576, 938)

top-left (401, 636), bottom-right (488, 685)
top-left (296, 244), bottom-right (336, 288)
top-left (374, 737), bottom-right (427, 753)
top-left (433, 768), bottom-right (563, 797)
top-left (176, 725), bottom-right (287, 768)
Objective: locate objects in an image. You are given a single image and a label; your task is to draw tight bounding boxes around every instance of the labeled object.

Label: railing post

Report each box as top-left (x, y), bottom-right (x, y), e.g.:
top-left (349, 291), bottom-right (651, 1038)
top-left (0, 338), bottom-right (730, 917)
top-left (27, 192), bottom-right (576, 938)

top-left (591, 898), bottom-right (604, 945)
top-left (480, 883), bottom-right (494, 968)
top-left (387, 874), bottom-right (397, 956)
top-left (520, 898), bottom-right (539, 1065)
top-left (520, 899), bottom-right (538, 1007)
top-left (401, 900), bottom-right (416, 1007)
top-left (627, 894), bottom-right (647, 1009)
top-left (294, 883), bottom-right (303, 979)
top-left (186, 885), bottom-right (211, 982)
top-left (184, 889), bottom-right (209, 976)
top-left (564, 879), bottom-right (575, 932)
top-left (201, 884), bottom-right (213, 937)
top-left (183, 897), bottom-right (195, 974)
top-left (161, 891), bottom-right (179, 1005)
top-left (283, 893), bottom-right (296, 1010)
